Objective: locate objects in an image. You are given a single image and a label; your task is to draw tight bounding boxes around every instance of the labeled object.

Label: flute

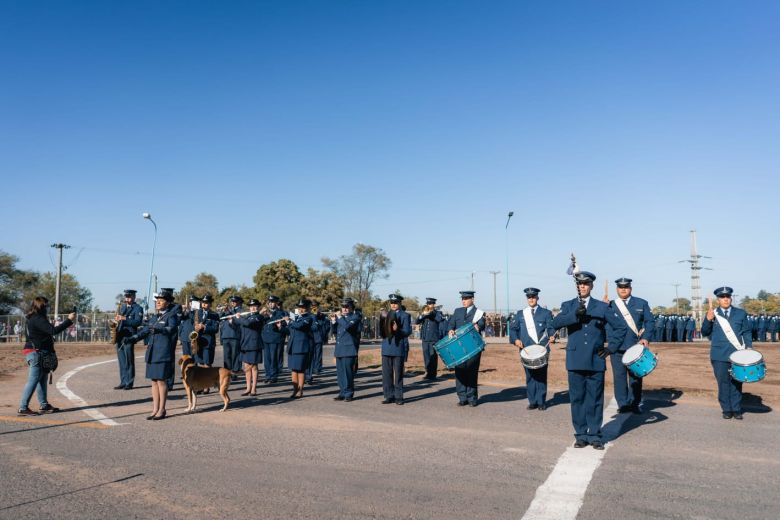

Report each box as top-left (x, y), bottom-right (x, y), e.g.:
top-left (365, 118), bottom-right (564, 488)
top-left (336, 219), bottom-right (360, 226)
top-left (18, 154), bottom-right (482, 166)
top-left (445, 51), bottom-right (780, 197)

top-left (219, 310), bottom-right (256, 321)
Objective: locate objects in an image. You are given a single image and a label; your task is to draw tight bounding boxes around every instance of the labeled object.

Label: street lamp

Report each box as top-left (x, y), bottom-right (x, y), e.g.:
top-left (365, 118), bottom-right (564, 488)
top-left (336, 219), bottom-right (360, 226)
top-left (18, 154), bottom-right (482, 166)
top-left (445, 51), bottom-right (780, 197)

top-left (142, 212), bottom-right (158, 313)
top-left (505, 211), bottom-right (514, 335)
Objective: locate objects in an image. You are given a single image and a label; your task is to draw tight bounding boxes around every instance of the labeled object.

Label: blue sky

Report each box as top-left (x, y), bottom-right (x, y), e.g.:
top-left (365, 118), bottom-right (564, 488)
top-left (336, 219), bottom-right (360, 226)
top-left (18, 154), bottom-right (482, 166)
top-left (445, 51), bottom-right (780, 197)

top-left (2, 1), bottom-right (778, 312)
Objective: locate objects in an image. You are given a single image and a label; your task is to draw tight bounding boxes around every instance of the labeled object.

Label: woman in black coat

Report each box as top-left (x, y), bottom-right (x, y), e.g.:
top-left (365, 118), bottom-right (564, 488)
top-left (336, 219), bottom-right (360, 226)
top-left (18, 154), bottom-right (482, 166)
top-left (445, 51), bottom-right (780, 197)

top-left (18, 296), bottom-right (75, 416)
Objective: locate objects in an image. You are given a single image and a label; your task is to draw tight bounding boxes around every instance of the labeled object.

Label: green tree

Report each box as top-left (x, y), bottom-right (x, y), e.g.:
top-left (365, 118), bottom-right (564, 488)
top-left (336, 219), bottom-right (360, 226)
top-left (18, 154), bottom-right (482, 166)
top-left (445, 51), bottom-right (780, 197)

top-left (20, 272), bottom-right (94, 314)
top-left (322, 243), bottom-right (391, 307)
top-left (253, 259), bottom-right (304, 310)
top-left (301, 268), bottom-right (345, 311)
top-left (179, 272), bottom-right (220, 304)
top-left (0, 251), bottom-right (38, 314)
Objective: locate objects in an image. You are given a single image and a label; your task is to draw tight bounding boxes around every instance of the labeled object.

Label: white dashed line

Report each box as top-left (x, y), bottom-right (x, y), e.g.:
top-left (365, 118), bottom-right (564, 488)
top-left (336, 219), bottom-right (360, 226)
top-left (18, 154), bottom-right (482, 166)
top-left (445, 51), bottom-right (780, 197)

top-left (56, 359), bottom-right (124, 426)
top-left (521, 398), bottom-right (630, 520)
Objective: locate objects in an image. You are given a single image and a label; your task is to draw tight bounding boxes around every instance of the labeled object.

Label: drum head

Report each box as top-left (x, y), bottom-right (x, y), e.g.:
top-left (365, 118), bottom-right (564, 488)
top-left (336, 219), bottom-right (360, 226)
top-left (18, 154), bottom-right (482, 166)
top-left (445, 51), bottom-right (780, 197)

top-left (730, 349), bottom-right (762, 365)
top-left (622, 344), bottom-right (645, 364)
top-left (521, 344), bottom-right (547, 360)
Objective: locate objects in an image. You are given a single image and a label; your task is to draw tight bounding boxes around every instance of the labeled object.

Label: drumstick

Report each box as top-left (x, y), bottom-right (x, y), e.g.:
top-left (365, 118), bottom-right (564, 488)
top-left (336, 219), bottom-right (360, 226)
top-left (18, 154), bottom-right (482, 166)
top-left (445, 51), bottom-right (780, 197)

top-left (603, 280), bottom-right (609, 303)
top-left (708, 297), bottom-right (713, 311)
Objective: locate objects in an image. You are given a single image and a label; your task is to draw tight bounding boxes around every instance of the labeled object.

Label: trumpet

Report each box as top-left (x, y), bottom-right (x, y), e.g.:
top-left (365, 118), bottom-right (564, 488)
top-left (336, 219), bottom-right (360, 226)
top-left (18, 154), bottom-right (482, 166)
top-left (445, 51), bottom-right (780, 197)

top-left (419, 304), bottom-right (436, 317)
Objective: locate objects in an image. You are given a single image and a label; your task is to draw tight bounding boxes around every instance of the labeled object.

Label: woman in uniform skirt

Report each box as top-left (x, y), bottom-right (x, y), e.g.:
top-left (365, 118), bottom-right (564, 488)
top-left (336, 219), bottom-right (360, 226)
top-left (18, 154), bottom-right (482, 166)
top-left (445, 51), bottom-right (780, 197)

top-left (283, 299), bottom-right (315, 399)
top-left (235, 298), bottom-right (265, 396)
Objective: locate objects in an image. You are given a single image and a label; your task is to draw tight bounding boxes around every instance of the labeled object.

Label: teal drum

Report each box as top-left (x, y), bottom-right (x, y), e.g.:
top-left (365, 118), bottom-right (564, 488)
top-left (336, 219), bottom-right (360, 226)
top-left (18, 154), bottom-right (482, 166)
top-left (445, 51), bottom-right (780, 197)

top-left (434, 323), bottom-right (486, 369)
top-left (729, 349), bottom-right (766, 383)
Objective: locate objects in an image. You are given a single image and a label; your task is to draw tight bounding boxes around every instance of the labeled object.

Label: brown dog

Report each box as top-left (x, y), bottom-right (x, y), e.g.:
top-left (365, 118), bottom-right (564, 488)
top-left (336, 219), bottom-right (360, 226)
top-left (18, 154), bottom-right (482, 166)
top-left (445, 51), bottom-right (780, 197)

top-left (178, 355), bottom-right (231, 412)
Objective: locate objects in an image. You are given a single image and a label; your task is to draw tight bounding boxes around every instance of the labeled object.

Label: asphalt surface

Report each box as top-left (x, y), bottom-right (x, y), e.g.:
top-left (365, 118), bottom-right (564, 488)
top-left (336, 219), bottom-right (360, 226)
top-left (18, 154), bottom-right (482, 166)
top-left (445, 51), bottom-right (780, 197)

top-left (1, 347), bottom-right (777, 520)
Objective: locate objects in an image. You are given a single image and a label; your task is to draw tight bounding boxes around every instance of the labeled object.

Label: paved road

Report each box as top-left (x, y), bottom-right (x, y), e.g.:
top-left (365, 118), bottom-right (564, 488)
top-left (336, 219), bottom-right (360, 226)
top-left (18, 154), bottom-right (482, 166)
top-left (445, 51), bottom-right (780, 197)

top-left (1, 349), bottom-right (776, 519)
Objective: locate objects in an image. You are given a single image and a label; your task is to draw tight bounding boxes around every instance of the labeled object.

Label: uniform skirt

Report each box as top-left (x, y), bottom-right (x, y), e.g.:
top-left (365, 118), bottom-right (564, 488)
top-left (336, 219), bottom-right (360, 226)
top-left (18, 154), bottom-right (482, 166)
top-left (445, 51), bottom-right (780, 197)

top-left (146, 361), bottom-right (173, 381)
top-left (287, 352), bottom-right (311, 372)
top-left (241, 350), bottom-right (262, 365)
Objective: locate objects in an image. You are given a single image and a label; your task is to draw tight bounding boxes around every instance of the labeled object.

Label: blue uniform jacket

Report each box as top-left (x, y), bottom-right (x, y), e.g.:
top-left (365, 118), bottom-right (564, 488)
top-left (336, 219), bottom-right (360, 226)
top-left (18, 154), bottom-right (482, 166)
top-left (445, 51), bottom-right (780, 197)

top-left (333, 313), bottom-right (362, 357)
top-left (262, 308), bottom-right (288, 343)
top-left (416, 310), bottom-right (445, 342)
top-left (286, 313), bottom-right (315, 355)
top-left (381, 310), bottom-right (412, 356)
top-left (552, 298), bottom-right (626, 371)
top-left (219, 306), bottom-right (242, 341)
top-left (607, 296), bottom-right (655, 351)
top-left (312, 312), bottom-right (328, 343)
top-left (509, 306), bottom-right (555, 350)
top-left (235, 312), bottom-right (264, 352)
top-left (116, 302), bottom-right (144, 340)
top-left (448, 307), bottom-right (487, 333)
top-left (700, 307), bottom-right (753, 362)
top-left (178, 310), bottom-right (195, 348)
top-left (197, 309), bottom-right (219, 349)
top-left (132, 305), bottom-right (180, 364)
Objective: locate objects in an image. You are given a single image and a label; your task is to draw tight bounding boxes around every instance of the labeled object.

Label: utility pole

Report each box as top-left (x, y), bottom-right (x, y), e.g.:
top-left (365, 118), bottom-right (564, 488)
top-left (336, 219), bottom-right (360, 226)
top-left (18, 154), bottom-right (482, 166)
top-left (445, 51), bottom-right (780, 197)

top-left (489, 271), bottom-right (501, 313)
top-left (672, 283), bottom-right (681, 314)
top-left (679, 229), bottom-right (712, 324)
top-left (50, 243), bottom-right (70, 319)
top-left (470, 272), bottom-right (475, 291)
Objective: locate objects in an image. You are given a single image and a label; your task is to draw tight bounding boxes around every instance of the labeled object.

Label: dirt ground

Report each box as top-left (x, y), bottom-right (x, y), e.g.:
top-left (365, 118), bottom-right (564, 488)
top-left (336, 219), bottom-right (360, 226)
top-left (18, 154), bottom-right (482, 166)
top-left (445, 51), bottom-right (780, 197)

top-left (2, 340), bottom-right (778, 405)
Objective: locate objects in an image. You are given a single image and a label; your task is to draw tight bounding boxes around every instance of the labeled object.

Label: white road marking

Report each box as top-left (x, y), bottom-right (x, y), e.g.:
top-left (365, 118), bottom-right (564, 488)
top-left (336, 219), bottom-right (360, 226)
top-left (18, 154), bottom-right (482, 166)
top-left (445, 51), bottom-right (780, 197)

top-left (521, 398), bottom-right (630, 520)
top-left (56, 359), bottom-right (124, 426)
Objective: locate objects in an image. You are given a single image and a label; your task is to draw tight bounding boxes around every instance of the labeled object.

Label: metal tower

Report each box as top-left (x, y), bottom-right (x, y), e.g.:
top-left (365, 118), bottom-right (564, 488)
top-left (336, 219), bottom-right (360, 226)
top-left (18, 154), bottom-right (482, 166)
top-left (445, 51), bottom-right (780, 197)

top-left (679, 229), bottom-right (711, 324)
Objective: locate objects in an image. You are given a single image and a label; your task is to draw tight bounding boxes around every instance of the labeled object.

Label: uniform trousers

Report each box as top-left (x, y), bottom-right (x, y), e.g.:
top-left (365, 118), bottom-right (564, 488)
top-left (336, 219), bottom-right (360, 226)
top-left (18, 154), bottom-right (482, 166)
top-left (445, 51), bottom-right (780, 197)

top-left (336, 356), bottom-right (356, 399)
top-left (568, 369), bottom-right (605, 442)
top-left (711, 360), bottom-right (743, 413)
top-left (381, 355), bottom-right (404, 400)
top-left (523, 364), bottom-right (548, 406)
top-left (222, 338), bottom-right (241, 372)
top-left (421, 340), bottom-right (438, 377)
top-left (455, 352), bottom-right (481, 404)
top-left (305, 342), bottom-right (323, 382)
top-left (609, 351), bottom-right (642, 408)
top-left (263, 342), bottom-right (281, 380)
top-left (115, 340), bottom-right (135, 387)
top-left (276, 342), bottom-right (285, 374)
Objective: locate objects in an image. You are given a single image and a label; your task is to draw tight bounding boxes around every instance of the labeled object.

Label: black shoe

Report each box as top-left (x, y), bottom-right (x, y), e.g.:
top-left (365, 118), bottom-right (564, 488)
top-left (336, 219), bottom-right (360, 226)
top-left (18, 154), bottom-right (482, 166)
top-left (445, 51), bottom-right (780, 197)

top-left (17, 408), bottom-right (38, 416)
top-left (457, 401), bottom-right (468, 406)
top-left (290, 391), bottom-right (299, 399)
top-left (527, 403), bottom-right (538, 410)
top-left (538, 404), bottom-right (547, 411)
top-left (123, 385), bottom-right (133, 390)
top-left (591, 441), bottom-right (605, 450)
top-left (618, 405), bottom-right (632, 413)
top-left (262, 379), bottom-right (269, 383)
top-left (469, 401), bottom-right (478, 407)
top-left (722, 412), bottom-right (733, 419)
top-left (38, 404), bottom-right (59, 413)
top-left (734, 412), bottom-right (743, 420)
top-left (381, 398), bottom-right (395, 404)
top-left (631, 405), bottom-right (642, 414)
top-left (114, 385), bottom-right (126, 390)
top-left (270, 379), bottom-right (278, 384)
top-left (344, 397), bottom-right (354, 402)
top-left (333, 395), bottom-right (345, 401)
top-left (574, 439), bottom-right (589, 448)
top-left (396, 399), bottom-right (404, 405)
top-left (305, 380), bottom-right (313, 385)
top-left (146, 414), bottom-right (156, 420)
top-left (152, 411), bottom-right (167, 421)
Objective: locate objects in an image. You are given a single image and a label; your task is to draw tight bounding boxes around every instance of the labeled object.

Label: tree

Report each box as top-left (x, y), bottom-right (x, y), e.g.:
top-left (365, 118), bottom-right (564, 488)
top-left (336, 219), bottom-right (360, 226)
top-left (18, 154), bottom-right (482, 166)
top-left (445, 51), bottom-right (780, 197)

top-left (0, 251), bottom-right (38, 314)
top-left (756, 290), bottom-right (771, 301)
top-left (322, 243), bottom-right (391, 307)
top-left (252, 259), bottom-right (304, 310)
top-left (301, 268), bottom-right (345, 311)
top-left (20, 272), bottom-right (94, 314)
top-left (179, 272), bottom-right (220, 304)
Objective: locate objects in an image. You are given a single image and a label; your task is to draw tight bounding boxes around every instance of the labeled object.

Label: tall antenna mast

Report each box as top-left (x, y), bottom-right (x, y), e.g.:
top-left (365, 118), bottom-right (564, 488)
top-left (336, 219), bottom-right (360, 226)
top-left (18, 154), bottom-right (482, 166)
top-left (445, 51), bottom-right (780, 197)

top-left (679, 229), bottom-right (712, 324)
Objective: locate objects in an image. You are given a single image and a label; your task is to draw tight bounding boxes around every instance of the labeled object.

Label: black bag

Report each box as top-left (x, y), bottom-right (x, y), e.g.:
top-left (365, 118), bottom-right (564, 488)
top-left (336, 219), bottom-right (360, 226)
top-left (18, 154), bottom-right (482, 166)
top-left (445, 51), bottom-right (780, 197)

top-left (39, 350), bottom-right (59, 372)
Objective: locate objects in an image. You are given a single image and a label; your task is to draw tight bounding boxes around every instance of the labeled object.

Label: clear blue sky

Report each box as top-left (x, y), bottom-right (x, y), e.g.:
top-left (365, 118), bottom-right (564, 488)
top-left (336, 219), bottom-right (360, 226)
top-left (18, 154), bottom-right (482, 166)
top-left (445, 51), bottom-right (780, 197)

top-left (2, 1), bottom-right (778, 312)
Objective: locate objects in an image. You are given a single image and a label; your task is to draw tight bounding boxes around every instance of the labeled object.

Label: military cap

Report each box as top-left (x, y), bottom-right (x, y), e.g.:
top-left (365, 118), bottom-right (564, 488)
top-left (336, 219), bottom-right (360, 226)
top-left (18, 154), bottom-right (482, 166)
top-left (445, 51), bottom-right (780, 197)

top-left (714, 286), bottom-right (734, 297)
top-left (388, 294), bottom-right (403, 303)
top-left (229, 295), bottom-right (244, 303)
top-left (340, 298), bottom-right (355, 308)
top-left (574, 271), bottom-right (596, 283)
top-left (123, 289), bottom-right (137, 297)
top-left (188, 294), bottom-right (201, 302)
top-left (524, 287), bottom-right (541, 297)
top-left (615, 277), bottom-right (632, 288)
top-left (295, 298), bottom-right (312, 308)
top-left (425, 297), bottom-right (437, 304)
top-left (155, 288), bottom-right (175, 301)
top-left (248, 298), bottom-right (261, 307)
top-left (201, 294), bottom-right (214, 303)
top-left (459, 291), bottom-right (476, 299)
top-left (267, 295), bottom-right (281, 303)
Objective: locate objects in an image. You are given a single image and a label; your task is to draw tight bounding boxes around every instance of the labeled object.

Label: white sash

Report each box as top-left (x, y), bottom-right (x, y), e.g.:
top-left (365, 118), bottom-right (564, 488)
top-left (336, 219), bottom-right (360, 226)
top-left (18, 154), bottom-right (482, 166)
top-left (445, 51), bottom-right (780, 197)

top-left (472, 308), bottom-right (485, 324)
top-left (614, 299), bottom-right (640, 337)
top-left (522, 307), bottom-right (540, 344)
top-left (714, 313), bottom-right (745, 350)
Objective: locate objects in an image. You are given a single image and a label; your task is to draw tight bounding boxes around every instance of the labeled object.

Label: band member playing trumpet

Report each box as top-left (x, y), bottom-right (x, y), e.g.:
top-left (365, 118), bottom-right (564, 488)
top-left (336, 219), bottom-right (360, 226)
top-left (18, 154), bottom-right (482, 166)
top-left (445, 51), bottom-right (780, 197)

top-left (332, 298), bottom-right (362, 401)
top-left (381, 294), bottom-right (412, 405)
top-left (220, 295), bottom-right (243, 379)
top-left (448, 291), bottom-right (486, 407)
top-left (113, 289), bottom-right (143, 390)
top-left (262, 295), bottom-right (287, 384)
top-left (283, 299), bottom-right (316, 399)
top-left (416, 297), bottom-right (445, 380)
top-left (606, 278), bottom-right (655, 414)
top-left (551, 272), bottom-right (626, 449)
top-left (509, 288), bottom-right (555, 410)
top-left (235, 298), bottom-right (265, 396)
top-left (701, 287), bottom-right (753, 420)
top-left (179, 295), bottom-right (200, 357)
top-left (196, 294), bottom-right (219, 367)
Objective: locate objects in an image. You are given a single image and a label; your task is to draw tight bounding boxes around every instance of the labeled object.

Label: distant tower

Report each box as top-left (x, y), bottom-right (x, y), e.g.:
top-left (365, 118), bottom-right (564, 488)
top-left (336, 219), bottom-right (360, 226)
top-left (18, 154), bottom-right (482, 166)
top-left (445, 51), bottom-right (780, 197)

top-left (680, 229), bottom-right (711, 324)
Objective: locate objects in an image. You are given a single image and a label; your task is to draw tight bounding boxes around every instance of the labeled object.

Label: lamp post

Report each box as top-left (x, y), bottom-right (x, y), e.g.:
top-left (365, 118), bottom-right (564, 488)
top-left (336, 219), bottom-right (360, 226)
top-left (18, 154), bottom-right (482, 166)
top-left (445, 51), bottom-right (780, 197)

top-left (505, 211), bottom-right (514, 335)
top-left (142, 212), bottom-right (158, 313)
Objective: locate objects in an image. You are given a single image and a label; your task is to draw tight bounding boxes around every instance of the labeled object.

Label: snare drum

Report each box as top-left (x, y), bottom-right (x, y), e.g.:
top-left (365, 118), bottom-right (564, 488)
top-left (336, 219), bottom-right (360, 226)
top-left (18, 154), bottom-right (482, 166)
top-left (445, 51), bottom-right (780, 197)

top-left (729, 349), bottom-right (766, 383)
top-left (520, 344), bottom-right (549, 370)
top-left (433, 323), bottom-right (485, 369)
top-left (621, 344), bottom-right (658, 378)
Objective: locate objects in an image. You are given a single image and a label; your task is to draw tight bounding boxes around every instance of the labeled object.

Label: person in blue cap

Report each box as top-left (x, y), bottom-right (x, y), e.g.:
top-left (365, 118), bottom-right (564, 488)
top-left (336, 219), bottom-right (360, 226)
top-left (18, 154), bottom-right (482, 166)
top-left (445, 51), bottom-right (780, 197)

top-left (448, 290), bottom-right (487, 407)
top-left (606, 278), bottom-right (655, 414)
top-left (195, 294), bottom-right (220, 368)
top-left (219, 295), bottom-right (243, 380)
top-left (416, 297), bottom-right (446, 380)
top-left (381, 294), bottom-right (412, 404)
top-left (179, 295), bottom-right (201, 359)
top-left (509, 287), bottom-right (555, 410)
top-left (234, 298), bottom-right (265, 396)
top-left (282, 298), bottom-right (316, 399)
top-left (551, 272), bottom-right (626, 449)
top-left (113, 289), bottom-right (144, 390)
top-left (262, 295), bottom-right (287, 383)
top-left (332, 298), bottom-right (362, 401)
top-left (701, 286), bottom-right (753, 420)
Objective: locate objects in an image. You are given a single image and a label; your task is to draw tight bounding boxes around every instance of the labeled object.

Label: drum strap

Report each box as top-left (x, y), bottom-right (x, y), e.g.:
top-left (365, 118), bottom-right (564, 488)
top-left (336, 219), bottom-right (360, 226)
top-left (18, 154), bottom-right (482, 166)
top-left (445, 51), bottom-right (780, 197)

top-left (522, 307), bottom-right (540, 344)
top-left (714, 314), bottom-right (745, 350)
top-left (614, 299), bottom-right (640, 337)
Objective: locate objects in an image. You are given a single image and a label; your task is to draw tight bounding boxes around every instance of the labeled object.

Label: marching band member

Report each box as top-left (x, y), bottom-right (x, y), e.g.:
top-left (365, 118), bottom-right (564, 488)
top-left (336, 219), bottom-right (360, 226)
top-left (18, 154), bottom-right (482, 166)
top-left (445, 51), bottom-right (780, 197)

top-left (509, 288), bottom-right (555, 411)
top-left (262, 295), bottom-right (286, 384)
top-left (305, 300), bottom-right (327, 385)
top-left (235, 298), bottom-right (265, 396)
top-left (220, 295), bottom-right (243, 379)
top-left (606, 278), bottom-right (655, 414)
top-left (283, 299), bottom-right (315, 399)
top-left (124, 288), bottom-right (180, 420)
top-left (113, 289), bottom-right (143, 390)
top-left (178, 295), bottom-right (199, 357)
top-left (416, 297), bottom-right (445, 380)
top-left (701, 287), bottom-right (753, 420)
top-left (195, 294), bottom-right (219, 367)
top-left (551, 272), bottom-right (626, 449)
top-left (448, 291), bottom-right (486, 407)
top-left (332, 298), bottom-right (361, 401)
top-left (381, 294), bottom-right (412, 405)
